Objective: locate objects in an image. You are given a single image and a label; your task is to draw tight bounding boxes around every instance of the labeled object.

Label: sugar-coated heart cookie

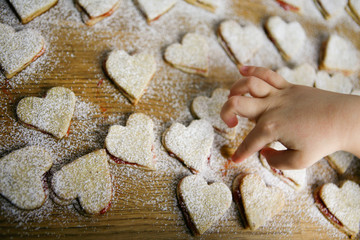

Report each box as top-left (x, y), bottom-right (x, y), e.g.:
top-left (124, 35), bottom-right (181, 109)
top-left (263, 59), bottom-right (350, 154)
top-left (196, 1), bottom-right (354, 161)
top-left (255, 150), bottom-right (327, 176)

top-left (162, 119), bottom-right (214, 173)
top-left (265, 16), bottom-right (306, 62)
top-left (177, 175), bottom-right (232, 235)
top-left (164, 33), bottom-right (209, 77)
top-left (0, 23), bottom-right (45, 79)
top-left (105, 113), bottom-right (156, 170)
top-left (260, 142), bottom-right (307, 190)
top-left (347, 0), bottom-right (360, 25)
top-left (191, 88), bottom-right (236, 140)
top-left (314, 180), bottom-right (360, 238)
top-left (218, 20), bottom-right (264, 66)
top-left (315, 71), bottom-right (353, 94)
top-left (184, 0), bottom-right (219, 12)
top-left (315, 0), bottom-right (347, 19)
top-left (51, 149), bottom-right (112, 215)
top-left (275, 0), bottom-right (303, 13)
top-left (326, 151), bottom-right (354, 175)
top-left (0, 146), bottom-right (53, 210)
top-left (233, 173), bottom-right (285, 230)
top-left (320, 35), bottom-right (360, 76)
top-left (104, 50), bottom-right (156, 105)
top-left (9, 0), bottom-right (58, 24)
top-left (17, 87), bottom-right (76, 139)
top-left (138, 0), bottom-right (178, 23)
top-left (277, 63), bottom-right (316, 87)
top-left (77, 0), bottom-right (121, 26)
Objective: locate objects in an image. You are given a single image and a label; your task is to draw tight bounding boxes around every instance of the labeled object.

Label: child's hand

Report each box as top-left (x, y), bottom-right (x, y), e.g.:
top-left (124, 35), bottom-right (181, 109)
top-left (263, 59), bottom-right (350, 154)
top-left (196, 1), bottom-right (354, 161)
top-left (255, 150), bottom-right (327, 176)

top-left (221, 66), bottom-right (360, 170)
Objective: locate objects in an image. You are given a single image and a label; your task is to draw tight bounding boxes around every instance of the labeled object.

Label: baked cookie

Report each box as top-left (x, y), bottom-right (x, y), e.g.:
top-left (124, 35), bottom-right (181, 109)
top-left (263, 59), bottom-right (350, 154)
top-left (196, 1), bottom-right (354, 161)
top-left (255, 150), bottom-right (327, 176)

top-left (232, 173), bottom-right (285, 230)
top-left (184, 0), bottom-right (219, 12)
top-left (265, 16), bottom-right (306, 62)
top-left (164, 33), bottom-right (209, 77)
top-left (276, 63), bottom-right (316, 87)
top-left (0, 23), bottom-right (45, 79)
top-left (260, 142), bottom-right (307, 190)
top-left (320, 35), bottom-right (360, 76)
top-left (326, 151), bottom-right (354, 175)
top-left (314, 180), bottom-right (360, 238)
top-left (217, 20), bottom-right (264, 66)
top-left (177, 175), bottom-right (232, 235)
top-left (16, 87), bottom-right (76, 139)
top-left (104, 50), bottom-right (156, 105)
top-left (0, 146), bottom-right (53, 210)
top-left (347, 0), bottom-right (360, 25)
top-left (51, 149), bottom-right (112, 215)
top-left (315, 71), bottom-right (353, 94)
top-left (137, 0), bottom-right (178, 23)
top-left (76, 0), bottom-right (121, 26)
top-left (315, 0), bottom-right (347, 19)
top-left (275, 0), bottom-right (302, 13)
top-left (191, 88), bottom-right (236, 140)
top-left (162, 119), bottom-right (214, 173)
top-left (105, 113), bottom-right (156, 170)
top-left (8, 0), bottom-right (58, 24)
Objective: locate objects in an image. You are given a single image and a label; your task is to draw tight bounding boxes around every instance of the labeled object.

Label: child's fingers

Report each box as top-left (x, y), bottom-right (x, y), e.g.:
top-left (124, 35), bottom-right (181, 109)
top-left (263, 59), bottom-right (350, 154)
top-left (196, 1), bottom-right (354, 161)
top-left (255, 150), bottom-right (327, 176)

top-left (240, 66), bottom-right (288, 89)
top-left (221, 95), bottom-right (266, 127)
top-left (260, 147), bottom-right (308, 170)
top-left (229, 76), bottom-right (273, 98)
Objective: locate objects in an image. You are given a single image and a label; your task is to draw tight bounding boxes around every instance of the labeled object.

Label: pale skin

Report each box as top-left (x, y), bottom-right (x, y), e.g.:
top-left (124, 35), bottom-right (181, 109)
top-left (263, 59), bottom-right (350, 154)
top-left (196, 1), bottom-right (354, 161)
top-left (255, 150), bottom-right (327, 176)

top-left (221, 66), bottom-right (360, 170)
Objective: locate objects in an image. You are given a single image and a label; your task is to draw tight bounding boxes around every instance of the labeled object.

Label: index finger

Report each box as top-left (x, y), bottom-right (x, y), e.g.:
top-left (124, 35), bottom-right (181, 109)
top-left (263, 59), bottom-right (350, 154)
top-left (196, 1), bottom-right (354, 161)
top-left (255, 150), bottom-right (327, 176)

top-left (240, 66), bottom-right (289, 89)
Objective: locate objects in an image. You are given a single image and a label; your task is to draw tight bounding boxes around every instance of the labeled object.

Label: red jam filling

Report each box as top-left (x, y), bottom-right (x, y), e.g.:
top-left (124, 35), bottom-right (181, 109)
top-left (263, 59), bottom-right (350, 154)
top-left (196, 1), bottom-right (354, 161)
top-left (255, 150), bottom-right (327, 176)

top-left (106, 148), bottom-right (156, 167)
top-left (314, 189), bottom-right (343, 227)
top-left (31, 46), bottom-right (46, 62)
top-left (232, 178), bottom-right (248, 228)
top-left (99, 201), bottom-right (112, 214)
top-left (276, 0), bottom-right (300, 12)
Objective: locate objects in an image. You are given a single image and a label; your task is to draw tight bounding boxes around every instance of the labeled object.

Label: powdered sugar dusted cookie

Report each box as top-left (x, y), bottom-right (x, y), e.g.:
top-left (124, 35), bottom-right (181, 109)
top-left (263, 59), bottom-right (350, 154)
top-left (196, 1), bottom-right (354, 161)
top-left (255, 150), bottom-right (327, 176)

top-left (0, 23), bottom-right (45, 78)
top-left (314, 180), bottom-right (360, 238)
top-left (218, 20), bottom-right (264, 66)
top-left (51, 149), bottom-right (112, 215)
top-left (177, 175), bottom-right (232, 235)
top-left (138, 0), bottom-right (178, 23)
top-left (277, 63), bottom-right (316, 87)
top-left (164, 33), bottom-right (209, 77)
top-left (105, 113), bottom-right (156, 170)
top-left (191, 88), bottom-right (236, 139)
top-left (233, 173), bottom-right (285, 230)
top-left (320, 35), bottom-right (360, 76)
top-left (315, 0), bottom-right (347, 19)
top-left (184, 0), bottom-right (219, 12)
top-left (104, 50), bottom-right (156, 105)
top-left (315, 71), bottom-right (353, 94)
top-left (9, 0), bottom-right (58, 24)
top-left (326, 151), bottom-right (354, 175)
top-left (260, 142), bottom-right (307, 190)
top-left (77, 0), bottom-right (121, 26)
top-left (162, 119), bottom-right (214, 173)
top-left (275, 0), bottom-right (303, 13)
top-left (265, 16), bottom-right (306, 62)
top-left (347, 0), bottom-right (360, 25)
top-left (16, 87), bottom-right (76, 139)
top-left (0, 146), bottom-right (53, 210)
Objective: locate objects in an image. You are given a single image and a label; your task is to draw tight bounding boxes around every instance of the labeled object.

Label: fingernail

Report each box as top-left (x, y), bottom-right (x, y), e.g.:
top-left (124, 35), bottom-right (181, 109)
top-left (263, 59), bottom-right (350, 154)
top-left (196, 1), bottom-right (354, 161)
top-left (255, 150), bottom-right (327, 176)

top-left (240, 66), bottom-right (250, 73)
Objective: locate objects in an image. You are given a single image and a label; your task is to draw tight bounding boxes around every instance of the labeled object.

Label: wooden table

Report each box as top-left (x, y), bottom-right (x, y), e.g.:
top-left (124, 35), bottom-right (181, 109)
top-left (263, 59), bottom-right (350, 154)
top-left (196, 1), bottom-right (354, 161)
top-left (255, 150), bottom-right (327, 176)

top-left (1, 0), bottom-right (359, 239)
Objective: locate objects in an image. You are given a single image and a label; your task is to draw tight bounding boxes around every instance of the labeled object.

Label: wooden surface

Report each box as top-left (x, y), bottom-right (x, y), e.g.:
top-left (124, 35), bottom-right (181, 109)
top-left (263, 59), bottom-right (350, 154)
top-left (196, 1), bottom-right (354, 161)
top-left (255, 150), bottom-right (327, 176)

top-left (1, 0), bottom-right (360, 239)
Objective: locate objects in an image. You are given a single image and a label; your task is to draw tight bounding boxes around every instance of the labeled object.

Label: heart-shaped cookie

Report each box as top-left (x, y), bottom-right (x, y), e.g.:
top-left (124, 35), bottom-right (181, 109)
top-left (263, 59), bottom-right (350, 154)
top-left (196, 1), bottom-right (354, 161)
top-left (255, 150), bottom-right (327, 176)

top-left (233, 173), bottom-right (285, 230)
top-left (0, 146), bottom-right (53, 210)
top-left (51, 149), bottom-right (112, 215)
top-left (184, 0), bottom-right (219, 12)
top-left (164, 33), bottom-right (209, 77)
top-left (275, 0), bottom-right (303, 13)
top-left (137, 0), bottom-right (178, 23)
top-left (162, 119), bottom-right (214, 173)
top-left (177, 175), bottom-right (232, 235)
top-left (191, 88), bottom-right (237, 140)
top-left (16, 87), bottom-right (76, 139)
top-left (277, 63), bottom-right (316, 87)
top-left (105, 113), bottom-right (156, 170)
top-left (104, 50), bottom-right (156, 105)
top-left (315, 0), bottom-right (347, 19)
top-left (260, 142), bottom-right (307, 190)
top-left (326, 151), bottom-right (354, 175)
top-left (265, 16), bottom-right (306, 62)
top-left (0, 23), bottom-right (45, 79)
top-left (9, 0), bottom-right (58, 23)
top-left (77, 0), bottom-right (121, 26)
top-left (347, 0), bottom-right (360, 26)
top-left (315, 180), bottom-right (360, 238)
top-left (320, 35), bottom-right (360, 76)
top-left (218, 20), bottom-right (264, 66)
top-left (315, 71), bottom-right (353, 94)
